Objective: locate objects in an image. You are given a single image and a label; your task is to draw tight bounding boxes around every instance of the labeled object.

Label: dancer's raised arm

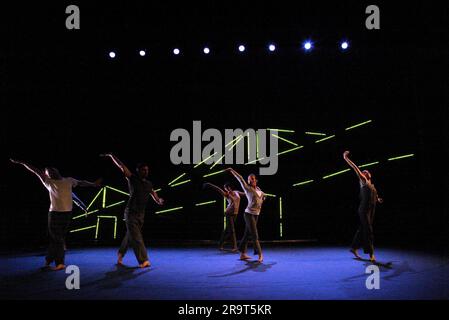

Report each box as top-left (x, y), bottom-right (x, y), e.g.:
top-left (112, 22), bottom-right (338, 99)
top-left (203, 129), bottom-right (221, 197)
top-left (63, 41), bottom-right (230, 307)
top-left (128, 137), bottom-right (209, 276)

top-left (203, 182), bottom-right (227, 197)
top-left (10, 159), bottom-right (46, 183)
top-left (226, 168), bottom-right (249, 191)
top-left (150, 190), bottom-right (164, 206)
top-left (343, 151), bottom-right (367, 184)
top-left (101, 153), bottom-right (132, 178)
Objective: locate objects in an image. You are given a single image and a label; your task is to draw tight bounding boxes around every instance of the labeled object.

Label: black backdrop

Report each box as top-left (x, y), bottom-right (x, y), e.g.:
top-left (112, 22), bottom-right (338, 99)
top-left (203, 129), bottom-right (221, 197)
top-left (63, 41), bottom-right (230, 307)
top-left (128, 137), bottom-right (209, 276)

top-left (1, 1), bottom-right (447, 249)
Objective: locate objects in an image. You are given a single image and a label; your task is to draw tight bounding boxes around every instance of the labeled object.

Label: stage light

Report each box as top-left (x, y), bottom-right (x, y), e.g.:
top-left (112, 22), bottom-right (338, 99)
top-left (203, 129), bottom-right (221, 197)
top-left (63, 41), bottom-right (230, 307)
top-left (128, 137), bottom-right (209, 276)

top-left (139, 50), bottom-right (146, 56)
top-left (272, 134), bottom-right (298, 147)
top-left (276, 146), bottom-right (304, 156)
top-left (168, 173), bottom-right (187, 186)
top-left (173, 48), bottom-right (180, 55)
top-left (322, 168), bottom-right (351, 180)
top-left (95, 216), bottom-right (118, 239)
top-left (155, 206), bottom-right (184, 214)
top-left (292, 179), bottom-right (314, 187)
top-left (345, 120), bottom-right (372, 131)
top-left (106, 185), bottom-right (130, 196)
top-left (102, 188), bottom-right (106, 208)
top-left (304, 41), bottom-right (313, 51)
top-left (203, 169), bottom-right (226, 178)
top-left (70, 225), bottom-right (96, 233)
top-left (72, 209), bottom-right (99, 220)
top-left (194, 152), bottom-right (218, 168)
top-left (195, 200), bottom-right (217, 207)
top-left (341, 41), bottom-right (349, 50)
top-left (305, 132), bottom-right (327, 136)
top-left (86, 189), bottom-right (104, 211)
top-left (267, 128), bottom-right (295, 133)
top-left (238, 45), bottom-right (246, 52)
top-left (359, 161), bottom-right (380, 168)
top-left (315, 135), bottom-right (336, 143)
top-left (105, 201), bottom-right (126, 209)
top-left (170, 179), bottom-right (191, 188)
top-left (108, 51), bottom-right (116, 59)
top-left (265, 193), bottom-right (277, 198)
top-left (268, 44), bottom-right (276, 52)
top-left (388, 154), bottom-right (415, 161)
top-left (203, 47), bottom-right (210, 54)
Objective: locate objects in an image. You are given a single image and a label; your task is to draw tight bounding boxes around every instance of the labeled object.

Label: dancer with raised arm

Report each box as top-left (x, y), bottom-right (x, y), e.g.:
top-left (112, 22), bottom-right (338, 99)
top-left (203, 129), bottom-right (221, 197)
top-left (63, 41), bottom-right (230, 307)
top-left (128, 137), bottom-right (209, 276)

top-left (226, 168), bottom-right (266, 263)
top-left (101, 153), bottom-right (164, 268)
top-left (343, 151), bottom-right (383, 262)
top-left (9, 159), bottom-right (101, 271)
top-left (203, 182), bottom-right (244, 252)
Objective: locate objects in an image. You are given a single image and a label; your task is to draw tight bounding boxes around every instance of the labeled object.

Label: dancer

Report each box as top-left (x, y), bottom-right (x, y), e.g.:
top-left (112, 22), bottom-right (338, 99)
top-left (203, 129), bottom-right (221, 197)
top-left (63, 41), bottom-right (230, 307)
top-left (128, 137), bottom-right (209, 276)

top-left (343, 151), bottom-right (383, 262)
top-left (9, 159), bottom-right (101, 271)
top-left (203, 182), bottom-right (244, 252)
top-left (101, 153), bottom-right (164, 268)
top-left (226, 168), bottom-right (266, 263)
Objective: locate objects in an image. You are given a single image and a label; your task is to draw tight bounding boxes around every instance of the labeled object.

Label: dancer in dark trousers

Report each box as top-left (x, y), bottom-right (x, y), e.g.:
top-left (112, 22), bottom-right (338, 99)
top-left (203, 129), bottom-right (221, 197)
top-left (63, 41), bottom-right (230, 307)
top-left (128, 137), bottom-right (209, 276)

top-left (226, 168), bottom-right (266, 263)
top-left (102, 153), bottom-right (164, 268)
top-left (203, 182), bottom-right (244, 252)
top-left (10, 159), bottom-right (100, 271)
top-left (343, 151), bottom-right (383, 262)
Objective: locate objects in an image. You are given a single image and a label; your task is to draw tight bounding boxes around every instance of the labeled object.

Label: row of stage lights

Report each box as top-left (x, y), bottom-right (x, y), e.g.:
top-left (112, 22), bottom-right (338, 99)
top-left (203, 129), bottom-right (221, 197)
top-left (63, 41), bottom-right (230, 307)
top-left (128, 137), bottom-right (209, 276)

top-left (107, 41), bottom-right (350, 59)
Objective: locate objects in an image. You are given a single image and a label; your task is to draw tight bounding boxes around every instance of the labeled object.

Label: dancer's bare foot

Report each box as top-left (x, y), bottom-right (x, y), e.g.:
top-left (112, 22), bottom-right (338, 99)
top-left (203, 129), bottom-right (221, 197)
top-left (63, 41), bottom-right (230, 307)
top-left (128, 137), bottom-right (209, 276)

top-left (257, 254), bottom-right (264, 263)
top-left (231, 248), bottom-right (239, 253)
top-left (117, 252), bottom-right (124, 265)
top-left (240, 253), bottom-right (251, 260)
top-left (52, 264), bottom-right (66, 271)
top-left (350, 249), bottom-right (362, 259)
top-left (139, 260), bottom-right (151, 268)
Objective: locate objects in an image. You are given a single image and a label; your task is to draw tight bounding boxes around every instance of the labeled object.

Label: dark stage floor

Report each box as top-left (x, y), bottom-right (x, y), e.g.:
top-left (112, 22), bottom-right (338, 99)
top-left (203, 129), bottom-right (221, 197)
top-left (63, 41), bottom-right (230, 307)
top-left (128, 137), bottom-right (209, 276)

top-left (1, 245), bottom-right (448, 300)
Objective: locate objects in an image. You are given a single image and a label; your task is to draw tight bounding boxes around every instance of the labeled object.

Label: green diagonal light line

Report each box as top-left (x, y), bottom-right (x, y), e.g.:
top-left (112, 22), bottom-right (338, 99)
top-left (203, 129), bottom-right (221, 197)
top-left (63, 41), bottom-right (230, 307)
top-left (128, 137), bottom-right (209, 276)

top-left (195, 200), bottom-right (217, 207)
top-left (305, 131), bottom-right (327, 136)
top-left (225, 135), bottom-right (242, 148)
top-left (272, 134), bottom-right (298, 147)
top-left (106, 185), bottom-right (130, 196)
top-left (203, 169), bottom-right (227, 178)
top-left (70, 225), bottom-right (96, 233)
top-left (210, 136), bottom-right (244, 170)
top-left (388, 154), bottom-right (415, 161)
top-left (267, 128), bottom-right (295, 133)
top-left (228, 135), bottom-right (244, 151)
top-left (345, 120), bottom-right (372, 131)
top-left (154, 188), bottom-right (162, 192)
top-left (86, 188), bottom-right (103, 211)
top-left (293, 179), bottom-right (314, 187)
top-left (245, 157), bottom-right (266, 165)
top-left (105, 201), bottom-right (125, 209)
top-left (168, 173), bottom-right (187, 186)
top-left (194, 152), bottom-right (218, 168)
top-left (95, 217), bottom-right (100, 239)
top-left (155, 206), bottom-right (184, 214)
top-left (72, 209), bottom-right (99, 220)
top-left (277, 146), bottom-right (304, 156)
top-left (210, 154), bottom-right (226, 170)
top-left (315, 135), bottom-right (336, 143)
top-left (359, 161), bottom-right (380, 168)
top-left (265, 193), bottom-right (277, 198)
top-left (170, 179), bottom-right (191, 188)
top-left (322, 168), bottom-right (351, 179)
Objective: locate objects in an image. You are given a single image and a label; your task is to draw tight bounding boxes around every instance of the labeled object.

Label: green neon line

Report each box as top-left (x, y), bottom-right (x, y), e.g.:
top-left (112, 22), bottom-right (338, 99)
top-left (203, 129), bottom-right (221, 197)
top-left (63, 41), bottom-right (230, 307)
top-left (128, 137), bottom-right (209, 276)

top-left (194, 152), bottom-right (218, 168)
top-left (97, 215), bottom-right (117, 219)
top-left (315, 135), bottom-right (336, 143)
top-left (267, 128), bottom-right (295, 133)
top-left (247, 132), bottom-right (250, 161)
top-left (70, 225), bottom-right (96, 233)
top-left (114, 218), bottom-right (117, 239)
top-left (305, 131), bottom-right (327, 136)
top-left (345, 120), bottom-right (372, 131)
top-left (359, 161), bottom-right (380, 168)
top-left (256, 132), bottom-right (259, 159)
top-left (154, 188), bottom-right (162, 192)
top-left (72, 209), bottom-right (99, 220)
top-left (170, 179), bottom-right (191, 188)
top-left (272, 134), bottom-right (298, 147)
top-left (155, 206), bottom-right (184, 214)
top-left (245, 157), bottom-right (266, 165)
top-left (203, 169), bottom-right (226, 178)
top-left (210, 154), bottom-right (226, 170)
top-left (102, 187), bottom-right (106, 208)
top-left (225, 135), bottom-right (242, 148)
top-left (388, 154), bottom-right (415, 161)
top-left (293, 179), bottom-right (314, 187)
top-left (279, 197), bottom-right (283, 220)
top-left (223, 197), bottom-right (227, 213)
top-left (168, 173), bottom-right (187, 186)
top-left (228, 136), bottom-right (244, 151)
top-left (105, 200), bottom-right (126, 209)
top-left (86, 188), bottom-right (103, 211)
top-left (95, 217), bottom-right (100, 239)
top-left (265, 193), bottom-right (277, 198)
top-left (276, 146), bottom-right (304, 156)
top-left (322, 168), bottom-right (351, 179)
top-left (106, 186), bottom-right (130, 196)
top-left (280, 223), bottom-right (283, 238)
top-left (195, 200), bottom-right (217, 207)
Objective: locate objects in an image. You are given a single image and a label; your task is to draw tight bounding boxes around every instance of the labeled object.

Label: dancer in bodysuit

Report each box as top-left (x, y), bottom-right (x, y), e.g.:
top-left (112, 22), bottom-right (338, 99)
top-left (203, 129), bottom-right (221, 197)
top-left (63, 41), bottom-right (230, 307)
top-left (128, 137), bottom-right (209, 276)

top-left (343, 151), bottom-right (383, 262)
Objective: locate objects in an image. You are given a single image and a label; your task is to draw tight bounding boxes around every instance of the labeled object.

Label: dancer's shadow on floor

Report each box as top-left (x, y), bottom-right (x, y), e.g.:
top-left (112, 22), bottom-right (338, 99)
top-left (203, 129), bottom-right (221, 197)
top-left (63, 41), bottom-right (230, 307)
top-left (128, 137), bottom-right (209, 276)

top-left (209, 261), bottom-right (277, 278)
top-left (82, 264), bottom-right (153, 290)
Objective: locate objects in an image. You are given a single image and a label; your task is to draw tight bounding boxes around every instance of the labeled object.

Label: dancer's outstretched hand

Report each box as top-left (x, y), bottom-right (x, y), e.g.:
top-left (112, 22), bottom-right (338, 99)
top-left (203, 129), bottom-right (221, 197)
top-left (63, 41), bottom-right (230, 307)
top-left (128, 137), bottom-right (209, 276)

top-left (343, 151), bottom-right (350, 159)
top-left (10, 159), bottom-right (22, 165)
top-left (99, 153), bottom-right (112, 158)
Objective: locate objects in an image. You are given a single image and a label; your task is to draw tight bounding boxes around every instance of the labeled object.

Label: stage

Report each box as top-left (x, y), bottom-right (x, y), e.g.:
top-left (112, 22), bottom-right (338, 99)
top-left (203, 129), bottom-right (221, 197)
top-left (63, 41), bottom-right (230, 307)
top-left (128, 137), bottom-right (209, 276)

top-left (1, 245), bottom-right (448, 300)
